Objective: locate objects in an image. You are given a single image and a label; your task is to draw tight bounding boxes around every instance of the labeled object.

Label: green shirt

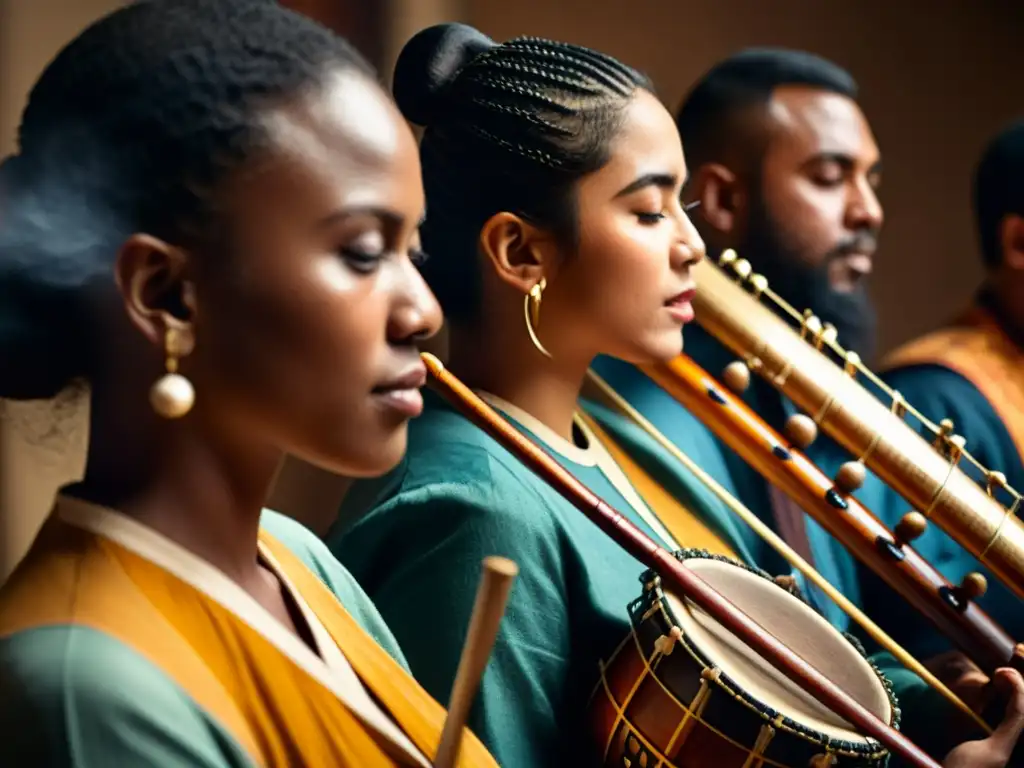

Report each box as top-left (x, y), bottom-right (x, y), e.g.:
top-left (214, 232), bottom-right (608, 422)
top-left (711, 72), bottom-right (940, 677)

top-left (0, 510), bottom-right (409, 767)
top-left (331, 389), bottom-right (943, 767)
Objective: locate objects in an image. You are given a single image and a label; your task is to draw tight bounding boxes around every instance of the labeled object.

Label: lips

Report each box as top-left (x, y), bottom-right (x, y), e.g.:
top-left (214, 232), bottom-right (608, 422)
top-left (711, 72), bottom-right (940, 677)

top-left (372, 362), bottom-right (428, 418)
top-left (665, 287), bottom-right (697, 324)
top-left (665, 287), bottom-right (696, 307)
top-left (373, 363), bottom-right (427, 394)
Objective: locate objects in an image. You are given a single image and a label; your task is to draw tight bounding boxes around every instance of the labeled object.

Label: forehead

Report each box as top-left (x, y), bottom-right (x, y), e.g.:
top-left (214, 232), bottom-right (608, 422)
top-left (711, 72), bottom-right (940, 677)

top-left (580, 89), bottom-right (686, 195)
top-left (762, 86), bottom-right (880, 165)
top-left (226, 67), bottom-right (422, 213)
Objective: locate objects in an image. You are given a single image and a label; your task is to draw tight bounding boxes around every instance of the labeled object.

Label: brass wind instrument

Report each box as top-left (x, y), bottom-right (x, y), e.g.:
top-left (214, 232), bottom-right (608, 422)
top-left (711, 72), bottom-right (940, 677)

top-left (691, 250), bottom-right (1024, 604)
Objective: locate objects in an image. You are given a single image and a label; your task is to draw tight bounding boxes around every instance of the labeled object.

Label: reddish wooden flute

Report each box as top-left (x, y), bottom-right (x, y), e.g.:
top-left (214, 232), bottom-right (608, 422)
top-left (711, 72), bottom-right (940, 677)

top-left (641, 354), bottom-right (1024, 676)
top-left (423, 352), bottom-right (941, 768)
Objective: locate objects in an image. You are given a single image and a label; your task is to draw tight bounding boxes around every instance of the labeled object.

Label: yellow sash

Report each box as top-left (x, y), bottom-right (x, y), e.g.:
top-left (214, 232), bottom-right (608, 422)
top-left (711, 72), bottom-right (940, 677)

top-left (581, 414), bottom-right (739, 559)
top-left (0, 516), bottom-right (498, 768)
top-left (881, 305), bottom-right (1024, 463)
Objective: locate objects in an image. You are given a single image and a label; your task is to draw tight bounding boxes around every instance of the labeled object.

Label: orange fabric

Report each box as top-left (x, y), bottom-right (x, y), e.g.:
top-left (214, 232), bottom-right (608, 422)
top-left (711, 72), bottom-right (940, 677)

top-left (580, 414), bottom-right (739, 559)
top-left (0, 517), bottom-right (498, 768)
top-left (881, 306), bottom-right (1024, 462)
top-left (261, 532), bottom-right (499, 768)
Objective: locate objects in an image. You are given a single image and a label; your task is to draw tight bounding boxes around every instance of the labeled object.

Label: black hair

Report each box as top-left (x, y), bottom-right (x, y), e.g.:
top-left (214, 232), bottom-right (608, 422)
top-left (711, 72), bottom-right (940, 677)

top-left (676, 47), bottom-right (858, 171)
top-left (973, 120), bottom-right (1024, 269)
top-left (0, 0), bottom-right (374, 401)
top-left (392, 23), bottom-right (652, 325)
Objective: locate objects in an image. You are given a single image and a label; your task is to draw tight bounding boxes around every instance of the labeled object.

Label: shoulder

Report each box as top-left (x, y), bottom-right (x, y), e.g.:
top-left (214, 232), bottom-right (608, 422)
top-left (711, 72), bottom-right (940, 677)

top-left (882, 362), bottom-right (984, 401)
top-left (258, 510), bottom-right (408, 666)
top-left (331, 405), bottom-right (571, 586)
top-left (0, 625), bottom-right (249, 766)
top-left (880, 363), bottom-right (1003, 437)
top-left (354, 398), bottom-right (565, 533)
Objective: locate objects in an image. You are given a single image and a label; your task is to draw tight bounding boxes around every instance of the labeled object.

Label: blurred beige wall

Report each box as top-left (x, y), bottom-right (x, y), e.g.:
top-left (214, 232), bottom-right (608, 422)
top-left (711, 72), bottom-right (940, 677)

top-left (466, 0), bottom-right (1024, 356)
top-left (0, 0), bottom-right (123, 581)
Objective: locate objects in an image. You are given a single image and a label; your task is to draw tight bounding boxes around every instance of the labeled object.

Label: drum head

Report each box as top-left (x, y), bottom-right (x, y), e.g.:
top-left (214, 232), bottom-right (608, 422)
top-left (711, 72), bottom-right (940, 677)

top-left (663, 558), bottom-right (892, 744)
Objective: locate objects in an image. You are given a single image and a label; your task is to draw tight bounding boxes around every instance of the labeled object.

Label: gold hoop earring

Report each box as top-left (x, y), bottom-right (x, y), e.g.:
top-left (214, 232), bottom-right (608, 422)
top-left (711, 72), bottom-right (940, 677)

top-left (150, 328), bottom-right (195, 419)
top-left (523, 278), bottom-right (552, 359)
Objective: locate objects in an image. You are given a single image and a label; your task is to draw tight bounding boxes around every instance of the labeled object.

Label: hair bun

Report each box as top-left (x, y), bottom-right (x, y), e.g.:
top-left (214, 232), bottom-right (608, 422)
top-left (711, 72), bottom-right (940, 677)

top-left (0, 154), bottom-right (25, 193)
top-left (393, 23), bottom-right (495, 127)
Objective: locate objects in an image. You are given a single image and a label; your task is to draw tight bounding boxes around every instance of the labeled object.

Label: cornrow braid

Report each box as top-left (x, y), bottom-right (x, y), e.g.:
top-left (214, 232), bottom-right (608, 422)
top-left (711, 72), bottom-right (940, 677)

top-left (392, 23), bottom-right (651, 324)
top-left (0, 0), bottom-right (375, 400)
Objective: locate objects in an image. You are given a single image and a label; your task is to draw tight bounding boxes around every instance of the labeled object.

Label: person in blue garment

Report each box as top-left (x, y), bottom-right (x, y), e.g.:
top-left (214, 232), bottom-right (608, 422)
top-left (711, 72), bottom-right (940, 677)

top-left (327, 26), bottom-right (1024, 768)
top-left (592, 48), bottom-right (884, 634)
top-left (863, 121), bottom-right (1024, 662)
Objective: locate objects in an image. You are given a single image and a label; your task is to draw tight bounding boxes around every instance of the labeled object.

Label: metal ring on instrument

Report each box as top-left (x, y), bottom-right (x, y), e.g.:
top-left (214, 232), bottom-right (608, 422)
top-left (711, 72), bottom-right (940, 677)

top-left (812, 392), bottom-right (838, 426)
top-left (855, 393), bottom-right (906, 465)
top-left (981, 496), bottom-right (1020, 561)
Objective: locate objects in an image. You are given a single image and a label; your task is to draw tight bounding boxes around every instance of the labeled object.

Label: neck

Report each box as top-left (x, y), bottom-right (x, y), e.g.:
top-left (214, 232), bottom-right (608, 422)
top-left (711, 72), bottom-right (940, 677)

top-left (447, 322), bottom-right (591, 442)
top-left (70, 388), bottom-right (282, 586)
top-left (984, 276), bottom-right (1024, 349)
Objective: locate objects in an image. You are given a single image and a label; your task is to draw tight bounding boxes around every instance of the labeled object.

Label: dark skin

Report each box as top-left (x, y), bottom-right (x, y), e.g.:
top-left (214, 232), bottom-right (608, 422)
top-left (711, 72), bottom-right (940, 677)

top-left (65, 68), bottom-right (441, 639)
top-left (447, 89), bottom-right (704, 441)
top-left (987, 213), bottom-right (1024, 347)
top-left (691, 84), bottom-right (883, 293)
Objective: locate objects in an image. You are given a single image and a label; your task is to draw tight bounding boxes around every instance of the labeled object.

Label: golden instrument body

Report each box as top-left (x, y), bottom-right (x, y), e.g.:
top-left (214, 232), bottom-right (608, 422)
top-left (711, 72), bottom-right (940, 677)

top-left (691, 257), bottom-right (1024, 601)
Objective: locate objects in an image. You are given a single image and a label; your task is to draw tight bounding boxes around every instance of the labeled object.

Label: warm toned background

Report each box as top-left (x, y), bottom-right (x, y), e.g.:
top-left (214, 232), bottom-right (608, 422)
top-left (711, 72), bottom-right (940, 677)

top-left (2, 0), bottom-right (1023, 580)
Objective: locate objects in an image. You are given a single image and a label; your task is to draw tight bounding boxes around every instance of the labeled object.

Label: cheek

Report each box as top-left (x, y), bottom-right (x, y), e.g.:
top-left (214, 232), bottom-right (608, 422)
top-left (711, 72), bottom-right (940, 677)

top-left (767, 185), bottom-right (845, 259)
top-left (198, 255), bottom-right (382, 415)
top-left (572, 222), bottom-right (673, 334)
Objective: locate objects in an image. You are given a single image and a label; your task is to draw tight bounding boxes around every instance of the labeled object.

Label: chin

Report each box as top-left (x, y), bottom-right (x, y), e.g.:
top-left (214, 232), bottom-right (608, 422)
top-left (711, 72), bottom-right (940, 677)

top-left (298, 427), bottom-right (409, 479)
top-left (647, 332), bottom-right (686, 363)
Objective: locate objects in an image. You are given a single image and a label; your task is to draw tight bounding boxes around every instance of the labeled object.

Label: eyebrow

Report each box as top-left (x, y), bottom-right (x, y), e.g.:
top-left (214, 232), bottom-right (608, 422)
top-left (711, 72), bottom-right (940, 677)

top-left (315, 205), bottom-right (423, 230)
top-left (807, 152), bottom-right (883, 176)
top-left (614, 172), bottom-right (680, 198)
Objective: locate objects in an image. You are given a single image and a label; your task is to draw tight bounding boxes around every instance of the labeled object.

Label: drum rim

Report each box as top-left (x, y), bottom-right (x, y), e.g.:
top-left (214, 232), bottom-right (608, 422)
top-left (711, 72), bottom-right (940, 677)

top-left (633, 549), bottom-right (900, 760)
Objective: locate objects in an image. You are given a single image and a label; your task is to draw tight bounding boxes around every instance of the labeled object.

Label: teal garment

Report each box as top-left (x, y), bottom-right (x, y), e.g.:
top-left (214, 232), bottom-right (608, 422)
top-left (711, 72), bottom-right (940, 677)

top-left (594, 325), bottom-right (873, 632)
top-left (0, 510), bottom-right (409, 768)
top-left (856, 363), bottom-right (1024, 660)
top-left (330, 389), bottom-right (947, 767)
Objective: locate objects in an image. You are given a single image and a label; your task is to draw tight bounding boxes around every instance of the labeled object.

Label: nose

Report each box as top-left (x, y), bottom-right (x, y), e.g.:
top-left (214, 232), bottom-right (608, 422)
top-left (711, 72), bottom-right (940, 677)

top-left (672, 208), bottom-right (706, 269)
top-left (388, 258), bottom-right (443, 345)
top-left (847, 177), bottom-right (884, 233)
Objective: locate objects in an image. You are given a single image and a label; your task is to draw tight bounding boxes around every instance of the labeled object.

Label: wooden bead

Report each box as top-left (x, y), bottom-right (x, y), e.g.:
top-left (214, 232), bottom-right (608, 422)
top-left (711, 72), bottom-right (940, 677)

top-left (809, 755), bottom-right (838, 768)
top-left (895, 511), bottom-right (927, 544)
top-left (834, 461), bottom-right (866, 493)
top-left (784, 414), bottom-right (818, 449)
top-left (722, 361), bottom-right (751, 394)
top-left (958, 572), bottom-right (988, 601)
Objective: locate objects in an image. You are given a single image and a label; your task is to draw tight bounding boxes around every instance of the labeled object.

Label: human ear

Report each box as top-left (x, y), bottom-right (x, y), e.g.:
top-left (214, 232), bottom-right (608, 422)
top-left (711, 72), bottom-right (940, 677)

top-left (113, 233), bottom-right (198, 356)
top-left (689, 162), bottom-right (748, 239)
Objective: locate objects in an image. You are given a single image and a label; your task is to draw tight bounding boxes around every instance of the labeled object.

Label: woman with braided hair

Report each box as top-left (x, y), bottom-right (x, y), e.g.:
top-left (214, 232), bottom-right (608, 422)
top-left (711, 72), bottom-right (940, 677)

top-left (0, 3), bottom-right (500, 767)
top-left (330, 23), bottom-right (1024, 768)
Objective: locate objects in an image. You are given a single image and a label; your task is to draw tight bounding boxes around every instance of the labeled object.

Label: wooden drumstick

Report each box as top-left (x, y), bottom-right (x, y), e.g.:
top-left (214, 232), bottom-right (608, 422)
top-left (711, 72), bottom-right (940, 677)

top-left (434, 556), bottom-right (519, 768)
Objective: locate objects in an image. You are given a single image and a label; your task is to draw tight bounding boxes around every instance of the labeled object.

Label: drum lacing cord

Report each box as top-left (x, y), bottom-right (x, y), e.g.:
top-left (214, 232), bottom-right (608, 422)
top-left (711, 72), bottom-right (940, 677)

top-left (653, 625), bottom-right (683, 656)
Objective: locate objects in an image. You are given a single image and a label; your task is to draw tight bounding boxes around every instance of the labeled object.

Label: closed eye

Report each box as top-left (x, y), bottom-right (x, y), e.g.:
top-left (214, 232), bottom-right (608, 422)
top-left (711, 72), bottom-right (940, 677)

top-left (637, 212), bottom-right (667, 224)
top-left (340, 247), bottom-right (384, 274)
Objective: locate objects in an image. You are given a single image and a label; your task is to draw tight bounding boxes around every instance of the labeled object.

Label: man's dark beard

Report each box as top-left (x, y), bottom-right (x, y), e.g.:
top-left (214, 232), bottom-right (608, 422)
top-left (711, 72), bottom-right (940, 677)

top-left (739, 205), bottom-right (879, 364)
